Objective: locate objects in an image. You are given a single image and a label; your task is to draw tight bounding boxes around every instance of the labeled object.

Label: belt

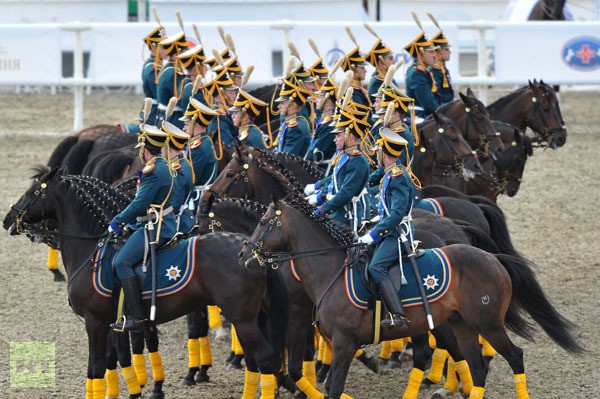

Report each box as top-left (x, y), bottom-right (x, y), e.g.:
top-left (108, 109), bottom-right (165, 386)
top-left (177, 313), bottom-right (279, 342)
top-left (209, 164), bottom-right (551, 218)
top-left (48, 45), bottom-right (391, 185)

top-left (136, 205), bottom-right (173, 222)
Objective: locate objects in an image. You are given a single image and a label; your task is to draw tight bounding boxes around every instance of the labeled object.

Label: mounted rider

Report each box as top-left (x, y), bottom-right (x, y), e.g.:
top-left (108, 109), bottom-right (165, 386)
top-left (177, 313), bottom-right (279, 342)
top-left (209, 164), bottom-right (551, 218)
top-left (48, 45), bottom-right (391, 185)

top-left (274, 79), bottom-right (312, 156)
top-left (177, 44), bottom-right (208, 117)
top-left (357, 128), bottom-right (419, 329)
top-left (404, 31), bottom-right (440, 120)
top-left (156, 31), bottom-right (189, 125)
top-left (229, 89), bottom-right (268, 149)
top-left (305, 75), bottom-right (338, 171)
top-left (428, 14), bottom-right (455, 105)
top-left (141, 26), bottom-right (167, 126)
top-left (109, 124), bottom-right (176, 332)
top-left (364, 26), bottom-right (396, 99)
top-left (204, 66), bottom-right (239, 153)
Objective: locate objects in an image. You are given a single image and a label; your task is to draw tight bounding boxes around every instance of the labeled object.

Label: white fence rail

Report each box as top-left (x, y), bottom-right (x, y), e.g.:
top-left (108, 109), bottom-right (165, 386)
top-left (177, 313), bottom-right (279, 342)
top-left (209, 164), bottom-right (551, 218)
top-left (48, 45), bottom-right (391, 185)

top-left (1, 21), bottom-right (599, 129)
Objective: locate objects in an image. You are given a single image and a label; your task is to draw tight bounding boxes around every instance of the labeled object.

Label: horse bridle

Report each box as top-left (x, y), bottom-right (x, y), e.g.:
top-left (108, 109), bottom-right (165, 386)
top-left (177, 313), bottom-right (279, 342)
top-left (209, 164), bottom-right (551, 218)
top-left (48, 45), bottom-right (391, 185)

top-left (431, 124), bottom-right (480, 181)
top-left (529, 91), bottom-right (565, 146)
top-left (206, 152), bottom-right (254, 200)
top-left (463, 104), bottom-right (501, 159)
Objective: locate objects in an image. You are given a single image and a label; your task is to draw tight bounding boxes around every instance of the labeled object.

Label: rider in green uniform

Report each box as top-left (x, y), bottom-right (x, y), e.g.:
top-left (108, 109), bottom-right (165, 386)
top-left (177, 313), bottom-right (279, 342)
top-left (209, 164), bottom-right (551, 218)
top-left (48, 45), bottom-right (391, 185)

top-left (205, 67), bottom-right (239, 152)
top-left (429, 29), bottom-right (455, 105)
top-left (365, 36), bottom-right (395, 99)
top-left (109, 125), bottom-right (175, 332)
top-left (177, 44), bottom-right (208, 123)
top-left (404, 32), bottom-right (440, 119)
top-left (229, 89), bottom-right (268, 149)
top-left (305, 76), bottom-right (338, 170)
top-left (274, 79), bottom-right (312, 156)
top-left (156, 32), bottom-right (189, 125)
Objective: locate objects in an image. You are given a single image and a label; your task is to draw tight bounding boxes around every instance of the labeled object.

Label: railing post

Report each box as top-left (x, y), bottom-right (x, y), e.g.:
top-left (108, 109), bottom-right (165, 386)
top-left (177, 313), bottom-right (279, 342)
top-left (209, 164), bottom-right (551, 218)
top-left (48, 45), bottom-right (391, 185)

top-left (477, 25), bottom-right (489, 103)
top-left (62, 22), bottom-right (92, 132)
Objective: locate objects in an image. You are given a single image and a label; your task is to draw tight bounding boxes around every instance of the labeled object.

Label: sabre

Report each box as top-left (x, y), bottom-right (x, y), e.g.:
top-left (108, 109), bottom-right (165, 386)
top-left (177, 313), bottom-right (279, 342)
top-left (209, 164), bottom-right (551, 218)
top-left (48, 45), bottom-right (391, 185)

top-left (400, 233), bottom-right (435, 330)
top-left (147, 207), bottom-right (159, 321)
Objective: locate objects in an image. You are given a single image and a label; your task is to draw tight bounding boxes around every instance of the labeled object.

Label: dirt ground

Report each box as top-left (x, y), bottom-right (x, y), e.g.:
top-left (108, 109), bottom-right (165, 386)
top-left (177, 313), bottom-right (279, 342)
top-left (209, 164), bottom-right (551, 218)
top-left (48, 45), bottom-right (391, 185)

top-left (0, 87), bottom-right (598, 399)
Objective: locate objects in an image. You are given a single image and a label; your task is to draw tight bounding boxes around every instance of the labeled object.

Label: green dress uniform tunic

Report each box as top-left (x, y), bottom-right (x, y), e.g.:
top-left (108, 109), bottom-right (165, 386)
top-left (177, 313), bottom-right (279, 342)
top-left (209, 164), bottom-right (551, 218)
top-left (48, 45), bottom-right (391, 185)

top-left (405, 64), bottom-right (441, 119)
top-left (367, 71), bottom-right (384, 99)
top-left (305, 111), bottom-right (336, 167)
top-left (142, 56), bottom-right (161, 124)
top-left (276, 115), bottom-right (311, 156)
top-left (112, 157), bottom-right (176, 280)
top-left (429, 64), bottom-right (454, 105)
top-left (171, 154), bottom-right (195, 235)
top-left (156, 61), bottom-right (185, 125)
top-left (207, 103), bottom-right (237, 148)
top-left (239, 125), bottom-right (266, 149)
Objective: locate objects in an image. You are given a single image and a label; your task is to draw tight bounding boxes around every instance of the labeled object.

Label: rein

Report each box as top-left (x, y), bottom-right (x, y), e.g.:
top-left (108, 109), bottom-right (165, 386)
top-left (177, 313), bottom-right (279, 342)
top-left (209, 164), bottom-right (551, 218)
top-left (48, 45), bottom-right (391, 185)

top-left (529, 92), bottom-right (565, 146)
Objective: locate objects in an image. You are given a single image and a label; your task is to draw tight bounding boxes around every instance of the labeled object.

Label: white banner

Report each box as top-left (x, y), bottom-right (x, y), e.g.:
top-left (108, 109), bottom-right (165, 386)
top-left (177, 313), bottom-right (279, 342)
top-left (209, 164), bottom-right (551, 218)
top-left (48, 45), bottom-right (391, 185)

top-left (0, 25), bottom-right (62, 85)
top-left (495, 22), bottom-right (600, 84)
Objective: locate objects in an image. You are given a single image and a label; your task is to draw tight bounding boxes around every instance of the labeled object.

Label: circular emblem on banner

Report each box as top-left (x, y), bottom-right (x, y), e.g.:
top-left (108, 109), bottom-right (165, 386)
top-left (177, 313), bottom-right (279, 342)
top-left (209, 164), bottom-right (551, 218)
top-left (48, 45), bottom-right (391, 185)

top-left (561, 36), bottom-right (600, 71)
top-left (325, 44), bottom-right (345, 68)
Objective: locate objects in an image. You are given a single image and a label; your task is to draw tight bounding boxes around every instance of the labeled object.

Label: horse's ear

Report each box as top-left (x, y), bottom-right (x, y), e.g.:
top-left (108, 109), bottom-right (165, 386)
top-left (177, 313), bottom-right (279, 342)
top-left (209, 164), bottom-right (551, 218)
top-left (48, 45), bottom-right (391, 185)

top-left (233, 137), bottom-right (244, 157)
top-left (271, 193), bottom-right (279, 205)
top-left (466, 87), bottom-right (475, 97)
top-left (539, 79), bottom-right (545, 86)
top-left (458, 91), bottom-right (468, 103)
top-left (432, 110), bottom-right (442, 126)
top-left (528, 79), bottom-right (534, 88)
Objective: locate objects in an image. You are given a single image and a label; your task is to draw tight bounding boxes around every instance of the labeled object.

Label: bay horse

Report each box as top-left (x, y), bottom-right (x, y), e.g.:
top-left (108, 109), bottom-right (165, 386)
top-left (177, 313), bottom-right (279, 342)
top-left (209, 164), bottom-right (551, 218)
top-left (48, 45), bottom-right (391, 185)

top-left (487, 80), bottom-right (566, 148)
top-left (240, 197), bottom-right (583, 399)
top-left (412, 110), bottom-right (482, 192)
top-left (3, 166), bottom-right (287, 399)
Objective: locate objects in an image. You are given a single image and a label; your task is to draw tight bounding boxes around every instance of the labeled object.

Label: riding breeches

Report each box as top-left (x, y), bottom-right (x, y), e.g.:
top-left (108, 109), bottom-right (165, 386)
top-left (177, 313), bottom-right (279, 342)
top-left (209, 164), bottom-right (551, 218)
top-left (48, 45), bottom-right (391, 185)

top-left (367, 235), bottom-right (400, 285)
top-left (113, 228), bottom-right (169, 280)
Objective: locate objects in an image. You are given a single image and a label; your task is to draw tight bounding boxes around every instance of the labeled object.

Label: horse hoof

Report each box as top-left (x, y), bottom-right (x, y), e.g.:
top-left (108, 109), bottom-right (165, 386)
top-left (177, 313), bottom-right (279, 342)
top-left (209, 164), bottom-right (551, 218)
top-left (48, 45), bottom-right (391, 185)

top-left (388, 359), bottom-right (403, 369)
top-left (195, 374), bottom-right (210, 383)
top-left (51, 269), bottom-right (66, 282)
top-left (431, 388), bottom-right (453, 399)
top-left (179, 377), bottom-right (196, 386)
top-left (225, 363), bottom-right (243, 370)
top-left (278, 374), bottom-right (296, 394)
top-left (365, 358), bottom-right (379, 374)
top-left (294, 391), bottom-right (308, 399)
top-left (421, 378), bottom-right (437, 390)
top-left (127, 394), bottom-right (142, 399)
top-left (148, 391), bottom-right (165, 399)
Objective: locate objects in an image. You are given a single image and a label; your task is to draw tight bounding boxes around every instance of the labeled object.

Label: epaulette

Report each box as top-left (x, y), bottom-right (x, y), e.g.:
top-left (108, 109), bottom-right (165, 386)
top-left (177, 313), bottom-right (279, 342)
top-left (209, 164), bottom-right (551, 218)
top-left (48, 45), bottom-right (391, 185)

top-left (286, 116), bottom-right (298, 128)
top-left (348, 149), bottom-right (363, 156)
top-left (142, 158), bottom-right (156, 175)
top-left (322, 114), bottom-right (333, 124)
top-left (391, 165), bottom-right (404, 177)
top-left (170, 159), bottom-right (182, 171)
top-left (375, 75), bottom-right (384, 82)
top-left (239, 126), bottom-right (249, 141)
top-left (416, 65), bottom-right (428, 72)
top-left (190, 137), bottom-right (202, 149)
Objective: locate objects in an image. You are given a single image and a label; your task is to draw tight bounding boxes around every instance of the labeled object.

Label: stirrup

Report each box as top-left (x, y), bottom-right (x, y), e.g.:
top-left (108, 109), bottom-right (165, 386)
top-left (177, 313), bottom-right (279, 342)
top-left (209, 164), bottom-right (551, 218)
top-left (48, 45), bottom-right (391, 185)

top-left (110, 315), bottom-right (146, 333)
top-left (381, 312), bottom-right (409, 329)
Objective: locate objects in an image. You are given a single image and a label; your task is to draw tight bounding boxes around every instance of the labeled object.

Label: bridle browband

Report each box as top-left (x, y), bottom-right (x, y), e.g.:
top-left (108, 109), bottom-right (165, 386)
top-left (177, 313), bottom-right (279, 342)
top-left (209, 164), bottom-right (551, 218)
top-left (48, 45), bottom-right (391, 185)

top-left (529, 90), bottom-right (565, 147)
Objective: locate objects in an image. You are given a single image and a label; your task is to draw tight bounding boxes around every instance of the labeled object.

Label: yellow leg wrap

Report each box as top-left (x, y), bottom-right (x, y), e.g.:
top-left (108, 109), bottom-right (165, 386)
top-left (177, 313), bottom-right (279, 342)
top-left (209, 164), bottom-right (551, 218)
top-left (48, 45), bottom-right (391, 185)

top-left (199, 336), bottom-right (213, 366)
top-left (241, 369), bottom-right (260, 399)
top-left (480, 337), bottom-right (497, 357)
top-left (259, 374), bottom-right (276, 399)
top-left (105, 368), bottom-right (119, 398)
top-left (426, 348), bottom-right (448, 383)
top-left (314, 329), bottom-right (320, 350)
top-left (443, 358), bottom-right (458, 393)
top-left (86, 378), bottom-right (93, 399)
top-left (122, 365), bottom-right (141, 396)
top-left (353, 348), bottom-right (364, 359)
top-left (47, 247), bottom-right (59, 269)
top-left (322, 341), bottom-right (332, 365)
top-left (231, 325), bottom-right (237, 352)
top-left (91, 378), bottom-right (106, 399)
top-left (296, 376), bottom-right (325, 399)
top-left (132, 353), bottom-right (148, 387)
top-left (303, 360), bottom-right (317, 387)
top-left (233, 327), bottom-right (244, 355)
top-left (188, 338), bottom-right (200, 368)
top-left (428, 332), bottom-right (437, 349)
top-left (468, 386), bottom-right (485, 399)
top-left (149, 351), bottom-right (165, 382)
top-left (402, 368), bottom-right (424, 399)
top-left (340, 394), bottom-right (353, 399)
top-left (514, 373), bottom-right (529, 399)
top-left (391, 338), bottom-right (405, 352)
top-left (379, 340), bottom-right (391, 360)
top-left (317, 336), bottom-right (326, 362)
top-left (208, 305), bottom-right (222, 329)
top-left (455, 359), bottom-right (474, 395)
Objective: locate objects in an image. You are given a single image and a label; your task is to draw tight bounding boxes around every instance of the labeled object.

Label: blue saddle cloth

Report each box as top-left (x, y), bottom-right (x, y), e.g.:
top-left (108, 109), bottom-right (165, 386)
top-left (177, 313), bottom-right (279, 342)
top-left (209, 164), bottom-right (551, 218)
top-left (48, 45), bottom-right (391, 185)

top-left (92, 237), bottom-right (199, 299)
top-left (414, 198), bottom-right (444, 215)
top-left (345, 247), bottom-right (452, 310)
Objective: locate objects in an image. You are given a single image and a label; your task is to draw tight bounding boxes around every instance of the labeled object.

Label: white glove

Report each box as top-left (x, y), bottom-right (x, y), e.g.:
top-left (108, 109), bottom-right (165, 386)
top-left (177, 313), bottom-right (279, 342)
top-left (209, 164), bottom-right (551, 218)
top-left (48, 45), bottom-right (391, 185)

top-left (304, 184), bottom-right (316, 196)
top-left (307, 194), bottom-right (318, 206)
top-left (357, 233), bottom-right (374, 245)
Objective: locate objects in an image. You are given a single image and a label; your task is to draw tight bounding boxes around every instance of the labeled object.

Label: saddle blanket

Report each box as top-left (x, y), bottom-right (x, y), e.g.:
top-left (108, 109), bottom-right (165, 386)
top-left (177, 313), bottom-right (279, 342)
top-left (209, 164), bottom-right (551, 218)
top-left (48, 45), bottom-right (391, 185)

top-left (92, 237), bottom-right (199, 298)
top-left (414, 198), bottom-right (443, 216)
top-left (345, 247), bottom-right (452, 310)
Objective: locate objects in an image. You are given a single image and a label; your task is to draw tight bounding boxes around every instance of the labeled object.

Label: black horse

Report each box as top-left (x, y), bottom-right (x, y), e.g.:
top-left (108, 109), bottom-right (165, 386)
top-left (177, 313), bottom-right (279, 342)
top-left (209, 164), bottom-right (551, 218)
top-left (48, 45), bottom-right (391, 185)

top-left (3, 167), bottom-right (287, 399)
top-left (529, 0), bottom-right (567, 20)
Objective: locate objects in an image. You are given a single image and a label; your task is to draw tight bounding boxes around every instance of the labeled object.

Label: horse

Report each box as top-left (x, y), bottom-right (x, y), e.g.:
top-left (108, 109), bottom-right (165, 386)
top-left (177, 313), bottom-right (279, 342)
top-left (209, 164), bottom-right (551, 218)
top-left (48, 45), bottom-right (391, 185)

top-left (61, 133), bottom-right (138, 175)
top-left (421, 88), bottom-right (505, 160)
top-left (528, 0), bottom-right (566, 20)
top-left (3, 166), bottom-right (287, 399)
top-left (239, 197), bottom-right (583, 399)
top-left (82, 146), bottom-right (142, 184)
top-left (412, 110), bottom-right (483, 192)
top-left (487, 80), bottom-right (566, 148)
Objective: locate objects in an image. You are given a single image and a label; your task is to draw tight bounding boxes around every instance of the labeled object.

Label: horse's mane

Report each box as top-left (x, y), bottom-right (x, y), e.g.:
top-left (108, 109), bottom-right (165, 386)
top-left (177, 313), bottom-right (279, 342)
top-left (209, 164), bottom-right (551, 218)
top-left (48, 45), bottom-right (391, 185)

top-left (254, 148), bottom-right (303, 193)
top-left (112, 176), bottom-right (137, 199)
top-left (286, 195), bottom-right (355, 247)
top-left (272, 151), bottom-right (326, 181)
top-left (213, 197), bottom-right (268, 221)
top-left (487, 86), bottom-right (529, 114)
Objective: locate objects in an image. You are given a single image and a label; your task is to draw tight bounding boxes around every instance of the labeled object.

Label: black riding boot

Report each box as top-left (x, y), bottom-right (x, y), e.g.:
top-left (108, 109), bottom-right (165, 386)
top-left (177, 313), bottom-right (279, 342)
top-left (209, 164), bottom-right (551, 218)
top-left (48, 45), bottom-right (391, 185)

top-left (111, 278), bottom-right (147, 333)
top-left (377, 278), bottom-right (409, 329)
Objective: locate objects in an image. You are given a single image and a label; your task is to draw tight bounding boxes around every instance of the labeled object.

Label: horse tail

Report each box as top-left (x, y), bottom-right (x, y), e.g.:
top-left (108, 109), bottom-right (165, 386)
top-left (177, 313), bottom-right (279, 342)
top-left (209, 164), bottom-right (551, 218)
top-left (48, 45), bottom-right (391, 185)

top-left (478, 203), bottom-right (520, 257)
top-left (258, 265), bottom-right (289, 371)
top-left (495, 253), bottom-right (585, 354)
top-left (454, 220), bottom-right (501, 254)
top-left (62, 139), bottom-right (96, 175)
top-left (47, 136), bottom-right (79, 168)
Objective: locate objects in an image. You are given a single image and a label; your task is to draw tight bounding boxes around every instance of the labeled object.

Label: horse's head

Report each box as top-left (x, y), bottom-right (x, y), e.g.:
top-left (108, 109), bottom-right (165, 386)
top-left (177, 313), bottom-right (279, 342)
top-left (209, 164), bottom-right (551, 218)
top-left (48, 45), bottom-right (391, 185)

top-left (503, 130), bottom-right (534, 197)
top-left (545, 0), bottom-right (566, 20)
top-left (457, 88), bottom-right (505, 160)
top-left (429, 110), bottom-right (482, 178)
top-left (239, 198), bottom-right (289, 269)
top-left (3, 166), bottom-right (62, 235)
top-left (528, 80), bottom-right (567, 148)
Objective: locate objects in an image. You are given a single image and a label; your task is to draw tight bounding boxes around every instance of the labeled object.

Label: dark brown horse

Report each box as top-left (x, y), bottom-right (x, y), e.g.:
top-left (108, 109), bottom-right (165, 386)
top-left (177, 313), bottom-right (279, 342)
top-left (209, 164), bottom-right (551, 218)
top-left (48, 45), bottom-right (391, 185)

top-left (413, 110), bottom-right (482, 192)
top-left (240, 197), bottom-right (583, 399)
top-left (529, 0), bottom-right (567, 20)
top-left (3, 166), bottom-right (287, 399)
top-left (488, 80), bottom-right (566, 148)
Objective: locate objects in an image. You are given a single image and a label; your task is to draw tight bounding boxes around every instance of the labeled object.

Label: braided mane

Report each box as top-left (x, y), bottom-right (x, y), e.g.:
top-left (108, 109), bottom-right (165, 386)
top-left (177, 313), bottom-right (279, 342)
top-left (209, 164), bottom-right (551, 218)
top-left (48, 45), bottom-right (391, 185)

top-left (286, 194), bottom-right (355, 247)
top-left (255, 148), bottom-right (303, 193)
top-left (213, 197), bottom-right (268, 220)
top-left (272, 151), bottom-right (325, 180)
